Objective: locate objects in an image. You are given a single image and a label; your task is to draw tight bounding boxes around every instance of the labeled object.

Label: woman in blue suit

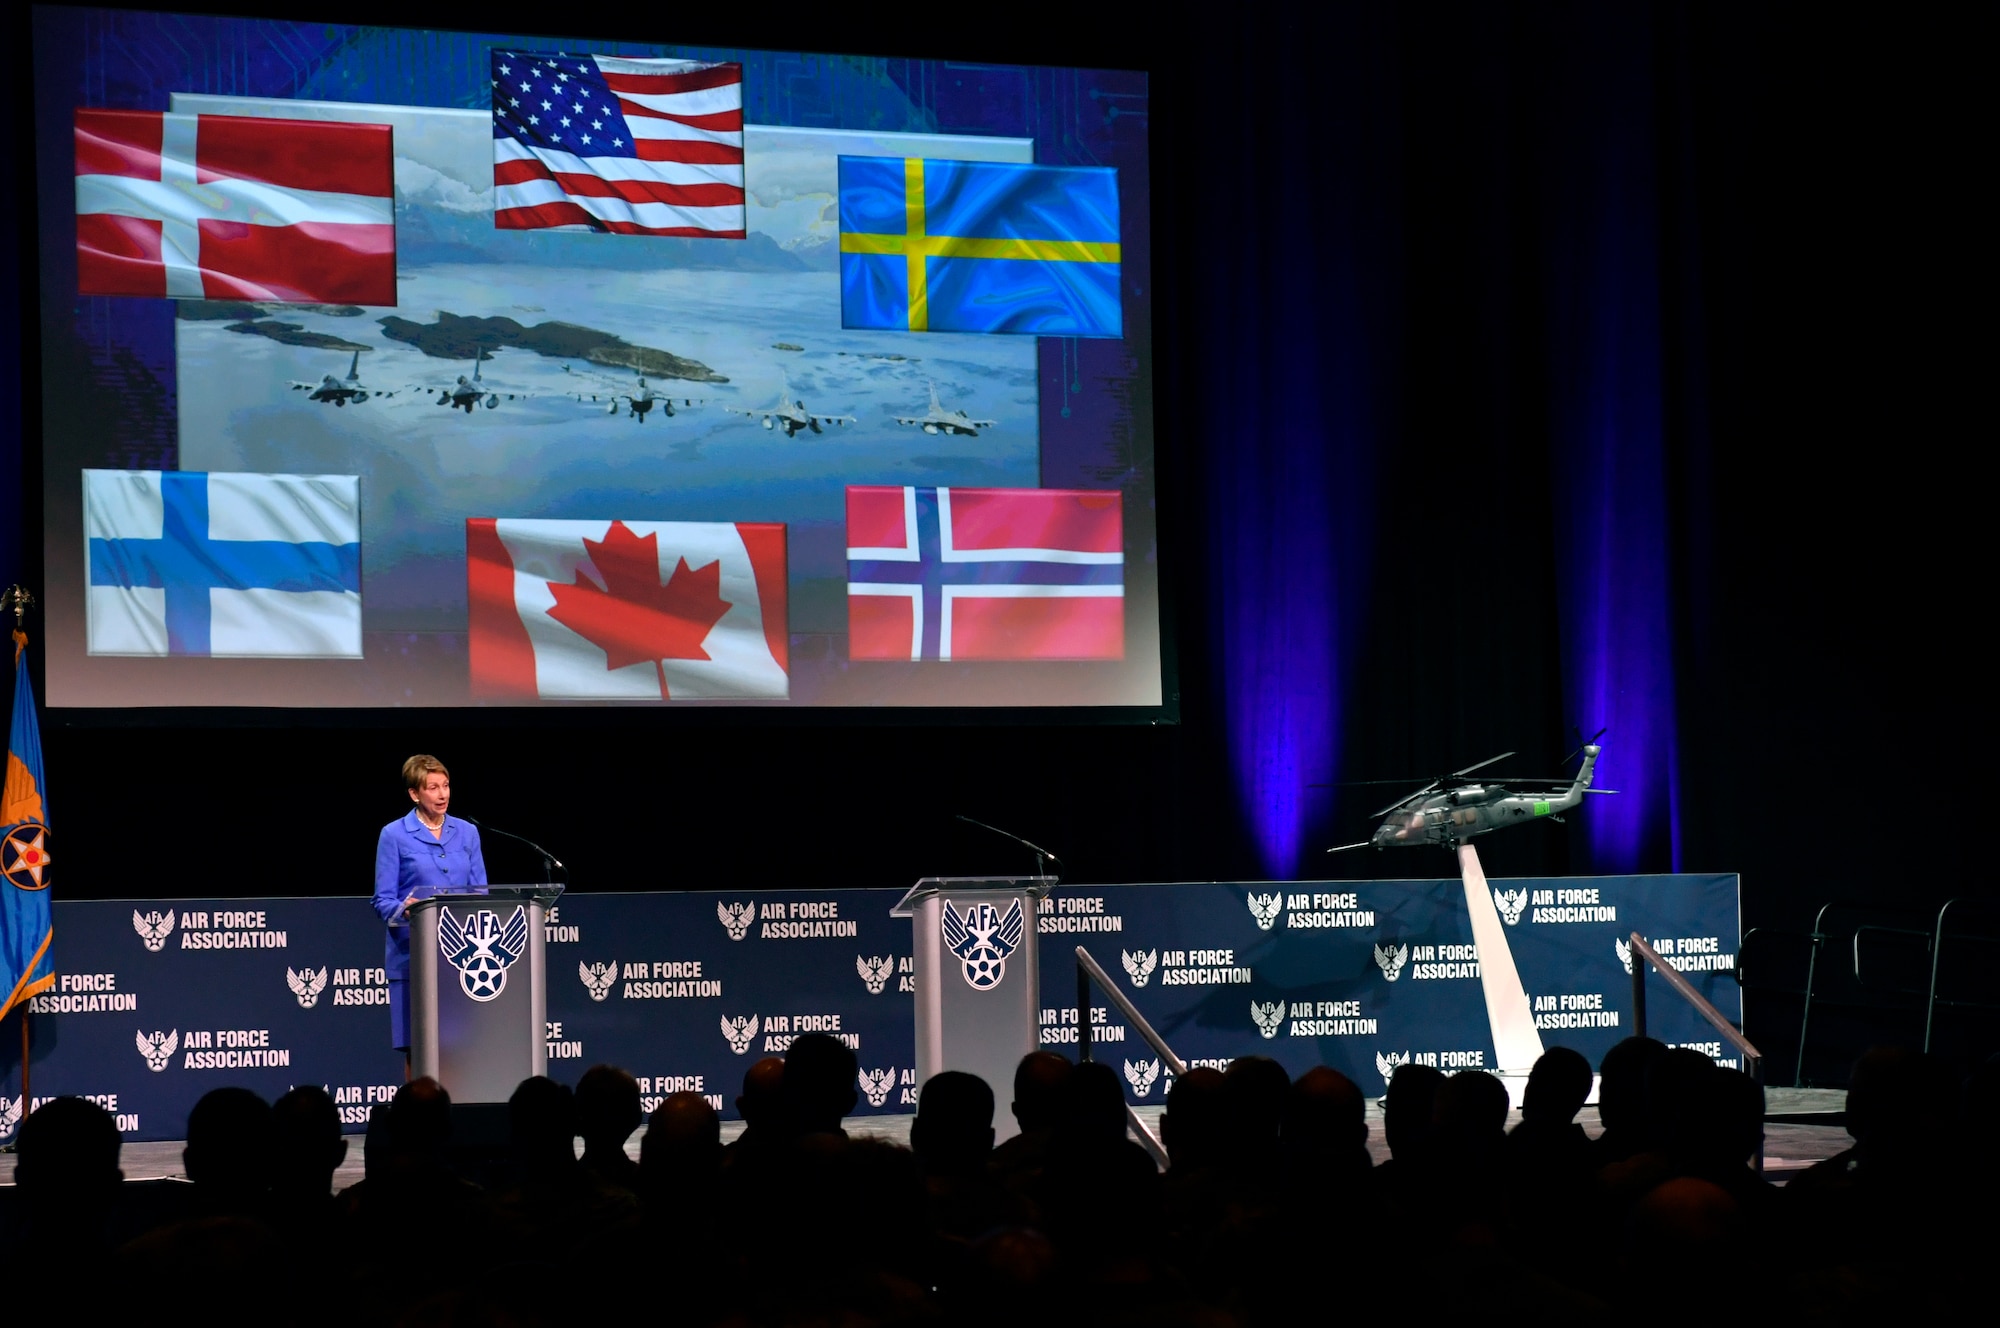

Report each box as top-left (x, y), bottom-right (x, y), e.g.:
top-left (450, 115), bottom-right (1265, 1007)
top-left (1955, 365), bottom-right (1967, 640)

top-left (374, 754), bottom-right (486, 1054)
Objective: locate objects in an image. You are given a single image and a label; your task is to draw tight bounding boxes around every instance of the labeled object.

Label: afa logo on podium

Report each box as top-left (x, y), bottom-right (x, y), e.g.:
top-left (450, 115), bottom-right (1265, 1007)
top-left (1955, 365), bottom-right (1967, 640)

top-left (440, 908), bottom-right (529, 1001)
top-left (944, 900), bottom-right (1024, 990)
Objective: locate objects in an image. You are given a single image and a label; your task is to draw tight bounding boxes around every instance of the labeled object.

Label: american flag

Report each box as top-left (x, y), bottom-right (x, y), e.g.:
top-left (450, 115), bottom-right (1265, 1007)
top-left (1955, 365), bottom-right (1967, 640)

top-left (491, 51), bottom-right (745, 237)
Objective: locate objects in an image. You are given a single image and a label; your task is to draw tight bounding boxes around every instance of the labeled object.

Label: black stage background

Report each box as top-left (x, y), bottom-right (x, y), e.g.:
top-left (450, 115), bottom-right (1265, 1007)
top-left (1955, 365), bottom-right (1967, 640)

top-left (3, 2), bottom-right (1987, 1079)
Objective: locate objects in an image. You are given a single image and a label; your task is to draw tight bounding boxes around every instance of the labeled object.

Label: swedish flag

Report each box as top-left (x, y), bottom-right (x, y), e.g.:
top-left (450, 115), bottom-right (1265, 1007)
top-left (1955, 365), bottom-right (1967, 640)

top-left (839, 158), bottom-right (1122, 337)
top-left (3, 629), bottom-right (53, 1020)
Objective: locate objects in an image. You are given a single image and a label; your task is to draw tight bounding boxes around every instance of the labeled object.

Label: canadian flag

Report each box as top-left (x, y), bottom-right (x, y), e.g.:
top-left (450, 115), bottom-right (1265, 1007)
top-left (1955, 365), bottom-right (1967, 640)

top-left (467, 519), bottom-right (788, 700)
top-left (74, 108), bottom-right (395, 303)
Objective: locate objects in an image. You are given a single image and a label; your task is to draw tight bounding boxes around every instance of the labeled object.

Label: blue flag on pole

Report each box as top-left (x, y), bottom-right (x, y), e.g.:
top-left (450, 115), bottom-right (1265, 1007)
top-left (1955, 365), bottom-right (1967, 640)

top-left (838, 157), bottom-right (1122, 337)
top-left (2, 629), bottom-right (54, 1021)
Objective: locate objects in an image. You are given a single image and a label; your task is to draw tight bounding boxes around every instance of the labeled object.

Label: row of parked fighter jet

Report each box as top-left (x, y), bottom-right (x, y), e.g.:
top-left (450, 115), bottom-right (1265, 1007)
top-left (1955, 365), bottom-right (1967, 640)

top-left (291, 352), bottom-right (999, 438)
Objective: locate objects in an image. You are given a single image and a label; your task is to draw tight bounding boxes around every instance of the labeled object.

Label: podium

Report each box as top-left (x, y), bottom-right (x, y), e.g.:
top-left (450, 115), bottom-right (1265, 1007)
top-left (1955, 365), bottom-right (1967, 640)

top-left (893, 876), bottom-right (1055, 1141)
top-left (408, 886), bottom-right (563, 1102)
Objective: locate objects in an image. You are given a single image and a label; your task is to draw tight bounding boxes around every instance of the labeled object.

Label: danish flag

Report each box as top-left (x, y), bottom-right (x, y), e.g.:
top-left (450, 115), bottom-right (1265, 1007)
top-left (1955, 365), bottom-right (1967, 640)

top-left (73, 109), bottom-right (396, 303)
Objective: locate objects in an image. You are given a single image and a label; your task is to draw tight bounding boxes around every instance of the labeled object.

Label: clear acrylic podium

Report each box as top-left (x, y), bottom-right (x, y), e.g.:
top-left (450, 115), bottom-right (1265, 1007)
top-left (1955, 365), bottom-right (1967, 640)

top-left (409, 886), bottom-right (563, 1102)
top-left (893, 876), bottom-right (1056, 1141)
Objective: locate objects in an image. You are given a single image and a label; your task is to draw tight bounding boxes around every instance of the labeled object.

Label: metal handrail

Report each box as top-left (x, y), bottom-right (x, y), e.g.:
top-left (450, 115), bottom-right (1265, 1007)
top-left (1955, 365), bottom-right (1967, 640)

top-left (1075, 946), bottom-right (1184, 1168)
top-left (1925, 897), bottom-right (2000, 1052)
top-left (1628, 932), bottom-right (1764, 1081)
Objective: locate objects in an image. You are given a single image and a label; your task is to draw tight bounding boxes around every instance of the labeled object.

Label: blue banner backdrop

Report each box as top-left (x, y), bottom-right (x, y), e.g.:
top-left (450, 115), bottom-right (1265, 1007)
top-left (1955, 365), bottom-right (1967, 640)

top-left (1, 877), bottom-right (1737, 1143)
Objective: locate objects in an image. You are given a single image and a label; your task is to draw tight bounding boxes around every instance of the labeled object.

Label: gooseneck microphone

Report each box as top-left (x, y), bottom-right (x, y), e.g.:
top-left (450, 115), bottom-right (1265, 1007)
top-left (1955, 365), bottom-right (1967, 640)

top-left (459, 815), bottom-right (569, 885)
top-left (955, 814), bottom-right (1061, 877)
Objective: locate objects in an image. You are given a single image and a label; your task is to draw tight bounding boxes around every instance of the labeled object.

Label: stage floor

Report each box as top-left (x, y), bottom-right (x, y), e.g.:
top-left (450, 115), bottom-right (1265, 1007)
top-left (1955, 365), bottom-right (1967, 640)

top-left (1, 1088), bottom-right (1850, 1189)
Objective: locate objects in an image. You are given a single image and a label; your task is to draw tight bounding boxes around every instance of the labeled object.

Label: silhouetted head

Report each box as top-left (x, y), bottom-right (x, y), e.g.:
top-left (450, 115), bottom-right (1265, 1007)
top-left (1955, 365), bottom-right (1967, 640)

top-left (184, 1087), bottom-right (273, 1205)
top-left (1597, 1036), bottom-right (1668, 1137)
top-left (271, 1085), bottom-right (346, 1197)
top-left (1692, 1067), bottom-right (1765, 1169)
top-left (508, 1075), bottom-right (577, 1169)
top-left (911, 1070), bottom-right (995, 1175)
top-left (1646, 1048), bottom-right (1720, 1154)
top-left (387, 1077), bottom-right (452, 1163)
top-left (1161, 1066), bottom-right (1228, 1170)
top-left (737, 1056), bottom-right (786, 1134)
top-left (14, 1096), bottom-right (123, 1206)
top-left (1846, 1045), bottom-right (1955, 1160)
top-left (783, 1033), bottom-right (859, 1135)
top-left (1223, 1055), bottom-right (1291, 1157)
top-left (1059, 1060), bottom-right (1128, 1146)
top-left (1523, 1046), bottom-right (1594, 1126)
top-left (1383, 1062), bottom-right (1447, 1161)
top-left (1433, 1070), bottom-right (1510, 1156)
top-left (1283, 1065), bottom-right (1368, 1156)
top-left (1011, 1051), bottom-right (1073, 1134)
top-left (640, 1090), bottom-right (722, 1184)
top-left (1623, 1177), bottom-right (1742, 1262)
top-left (575, 1064), bottom-right (642, 1156)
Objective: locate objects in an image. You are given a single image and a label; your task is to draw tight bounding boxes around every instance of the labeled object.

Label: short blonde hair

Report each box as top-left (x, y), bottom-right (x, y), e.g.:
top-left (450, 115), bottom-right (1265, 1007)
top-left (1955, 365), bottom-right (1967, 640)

top-left (402, 754), bottom-right (449, 792)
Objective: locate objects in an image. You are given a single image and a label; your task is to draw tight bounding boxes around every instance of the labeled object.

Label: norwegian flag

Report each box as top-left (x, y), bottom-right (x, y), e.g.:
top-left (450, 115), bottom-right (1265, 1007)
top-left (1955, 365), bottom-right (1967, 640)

top-left (846, 487), bottom-right (1124, 662)
top-left (492, 51), bottom-right (744, 237)
top-left (73, 109), bottom-right (395, 303)
top-left (467, 518), bottom-right (787, 700)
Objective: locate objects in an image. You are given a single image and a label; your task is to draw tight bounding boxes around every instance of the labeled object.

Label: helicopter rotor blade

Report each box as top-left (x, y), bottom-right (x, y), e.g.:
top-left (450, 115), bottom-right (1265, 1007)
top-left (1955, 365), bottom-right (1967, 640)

top-left (1450, 752), bottom-right (1515, 778)
top-left (1560, 727), bottom-right (1608, 765)
top-left (1324, 841), bottom-right (1373, 854)
top-left (1371, 788), bottom-right (1434, 818)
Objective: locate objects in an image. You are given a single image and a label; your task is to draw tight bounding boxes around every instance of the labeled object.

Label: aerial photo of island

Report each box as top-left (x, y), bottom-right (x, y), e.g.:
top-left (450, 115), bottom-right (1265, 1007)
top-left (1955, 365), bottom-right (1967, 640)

top-left (171, 92), bottom-right (1041, 670)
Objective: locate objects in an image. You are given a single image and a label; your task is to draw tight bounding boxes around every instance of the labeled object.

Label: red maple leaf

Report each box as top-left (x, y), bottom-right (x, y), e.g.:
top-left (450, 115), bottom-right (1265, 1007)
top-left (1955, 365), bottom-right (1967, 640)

top-left (545, 521), bottom-right (731, 697)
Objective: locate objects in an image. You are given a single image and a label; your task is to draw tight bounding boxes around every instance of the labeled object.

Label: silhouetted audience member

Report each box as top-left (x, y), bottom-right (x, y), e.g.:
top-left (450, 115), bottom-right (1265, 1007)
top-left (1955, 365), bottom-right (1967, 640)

top-left (912, 1069), bottom-right (996, 1176)
top-left (641, 1088), bottom-right (724, 1194)
top-left (724, 1054), bottom-right (787, 1166)
top-left (1220, 1054), bottom-right (1290, 1174)
top-left (1377, 1061), bottom-right (1447, 1180)
top-left (1281, 1065), bottom-right (1370, 1172)
top-left (575, 1063), bottom-right (644, 1193)
top-left (783, 1032), bottom-right (859, 1136)
top-left (1160, 1065), bottom-right (1228, 1174)
top-left (336, 1077), bottom-right (492, 1303)
top-left (1589, 1035), bottom-right (1668, 1168)
top-left (12, 1096), bottom-right (125, 1302)
top-left (183, 1086), bottom-right (274, 1217)
top-left (267, 1085), bottom-right (346, 1244)
top-left (988, 1050), bottom-right (1072, 1193)
top-left (1507, 1046), bottom-right (1594, 1175)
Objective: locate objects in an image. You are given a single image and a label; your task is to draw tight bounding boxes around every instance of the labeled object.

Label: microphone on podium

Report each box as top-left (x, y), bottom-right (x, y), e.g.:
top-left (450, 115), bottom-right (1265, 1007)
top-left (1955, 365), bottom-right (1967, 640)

top-left (459, 815), bottom-right (569, 885)
top-left (955, 814), bottom-right (1061, 877)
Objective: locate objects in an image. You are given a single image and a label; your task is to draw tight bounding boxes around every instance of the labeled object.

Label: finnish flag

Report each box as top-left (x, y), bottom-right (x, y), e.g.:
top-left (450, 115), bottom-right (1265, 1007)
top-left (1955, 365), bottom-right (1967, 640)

top-left (84, 470), bottom-right (363, 658)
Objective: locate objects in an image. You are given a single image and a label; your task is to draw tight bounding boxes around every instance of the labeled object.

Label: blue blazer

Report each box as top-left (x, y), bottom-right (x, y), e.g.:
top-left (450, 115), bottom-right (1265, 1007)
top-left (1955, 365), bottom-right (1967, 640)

top-left (373, 811), bottom-right (487, 982)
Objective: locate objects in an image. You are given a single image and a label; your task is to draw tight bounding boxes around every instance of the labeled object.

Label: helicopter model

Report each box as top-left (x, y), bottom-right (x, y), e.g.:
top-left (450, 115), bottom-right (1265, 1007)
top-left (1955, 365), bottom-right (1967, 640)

top-left (1327, 736), bottom-right (1616, 854)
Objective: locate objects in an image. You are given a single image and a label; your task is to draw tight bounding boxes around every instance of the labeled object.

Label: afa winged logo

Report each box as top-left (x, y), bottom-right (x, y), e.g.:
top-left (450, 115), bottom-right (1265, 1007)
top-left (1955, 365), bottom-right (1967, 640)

top-left (856, 955), bottom-right (893, 995)
top-left (1250, 1000), bottom-right (1285, 1039)
top-left (1121, 948), bottom-right (1159, 987)
top-left (717, 901), bottom-right (756, 941)
top-left (286, 966), bottom-right (328, 1008)
top-left (580, 961), bottom-right (618, 1002)
top-left (136, 1028), bottom-right (179, 1072)
top-left (1373, 942), bottom-right (1409, 982)
top-left (858, 1067), bottom-right (897, 1107)
top-left (720, 1014), bottom-right (760, 1055)
top-left (1616, 937), bottom-right (1634, 976)
top-left (1245, 891), bottom-right (1284, 931)
top-left (0, 1095), bottom-right (20, 1140)
top-left (1375, 1050), bottom-right (1411, 1084)
top-left (133, 908), bottom-right (176, 952)
top-left (1123, 1057), bottom-right (1161, 1098)
top-left (1493, 887), bottom-right (1530, 926)
top-left (438, 907), bottom-right (530, 1002)
top-left (942, 899), bottom-right (1025, 991)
